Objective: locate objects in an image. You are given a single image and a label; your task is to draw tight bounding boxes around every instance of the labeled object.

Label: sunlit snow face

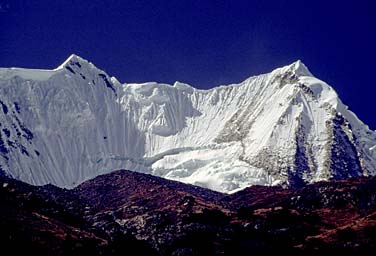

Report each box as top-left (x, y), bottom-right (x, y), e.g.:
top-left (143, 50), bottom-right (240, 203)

top-left (0, 56), bottom-right (375, 193)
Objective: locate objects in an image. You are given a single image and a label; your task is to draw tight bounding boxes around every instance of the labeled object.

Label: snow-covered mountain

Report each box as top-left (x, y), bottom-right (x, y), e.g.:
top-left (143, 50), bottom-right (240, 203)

top-left (0, 54), bottom-right (375, 193)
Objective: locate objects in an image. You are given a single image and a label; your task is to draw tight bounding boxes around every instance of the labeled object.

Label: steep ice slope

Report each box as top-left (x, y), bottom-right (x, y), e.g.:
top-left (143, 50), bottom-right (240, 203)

top-left (0, 55), bottom-right (375, 193)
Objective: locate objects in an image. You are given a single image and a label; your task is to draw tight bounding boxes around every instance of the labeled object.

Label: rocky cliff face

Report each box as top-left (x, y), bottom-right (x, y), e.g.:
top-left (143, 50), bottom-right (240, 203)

top-left (0, 55), bottom-right (375, 192)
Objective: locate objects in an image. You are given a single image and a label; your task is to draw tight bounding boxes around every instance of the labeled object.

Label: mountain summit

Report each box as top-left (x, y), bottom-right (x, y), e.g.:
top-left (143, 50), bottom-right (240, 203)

top-left (0, 55), bottom-right (375, 193)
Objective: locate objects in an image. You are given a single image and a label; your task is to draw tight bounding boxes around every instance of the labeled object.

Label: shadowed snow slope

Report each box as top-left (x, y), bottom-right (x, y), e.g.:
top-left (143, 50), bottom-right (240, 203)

top-left (0, 55), bottom-right (375, 193)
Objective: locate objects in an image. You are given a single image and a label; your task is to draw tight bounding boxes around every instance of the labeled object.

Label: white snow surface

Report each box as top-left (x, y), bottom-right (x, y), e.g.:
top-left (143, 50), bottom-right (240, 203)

top-left (0, 54), bottom-right (375, 193)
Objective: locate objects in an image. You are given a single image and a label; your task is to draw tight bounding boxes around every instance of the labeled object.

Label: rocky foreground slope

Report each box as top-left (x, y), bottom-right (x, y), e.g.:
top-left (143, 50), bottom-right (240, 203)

top-left (1, 55), bottom-right (375, 193)
top-left (1, 170), bottom-right (375, 255)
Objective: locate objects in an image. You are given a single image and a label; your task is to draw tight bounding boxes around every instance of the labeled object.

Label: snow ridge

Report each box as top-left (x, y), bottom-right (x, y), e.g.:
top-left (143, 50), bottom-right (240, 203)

top-left (0, 55), bottom-right (375, 193)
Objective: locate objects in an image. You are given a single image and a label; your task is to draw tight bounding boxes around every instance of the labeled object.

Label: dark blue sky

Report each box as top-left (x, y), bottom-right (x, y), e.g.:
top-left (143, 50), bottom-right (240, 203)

top-left (0, 0), bottom-right (375, 129)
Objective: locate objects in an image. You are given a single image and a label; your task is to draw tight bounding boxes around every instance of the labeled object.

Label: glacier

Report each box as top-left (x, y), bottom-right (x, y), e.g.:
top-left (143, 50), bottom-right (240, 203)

top-left (0, 54), bottom-right (375, 193)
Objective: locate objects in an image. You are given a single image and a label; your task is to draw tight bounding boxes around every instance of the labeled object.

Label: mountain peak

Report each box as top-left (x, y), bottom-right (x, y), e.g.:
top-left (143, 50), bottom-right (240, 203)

top-left (286, 59), bottom-right (313, 77)
top-left (54, 54), bottom-right (91, 71)
top-left (66, 53), bottom-right (85, 62)
top-left (53, 54), bottom-right (116, 85)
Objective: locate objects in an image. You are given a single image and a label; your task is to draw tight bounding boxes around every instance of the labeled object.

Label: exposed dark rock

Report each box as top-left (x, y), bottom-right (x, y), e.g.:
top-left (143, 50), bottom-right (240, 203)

top-left (65, 66), bottom-right (75, 74)
top-left (330, 114), bottom-right (363, 179)
top-left (98, 73), bottom-right (116, 94)
top-left (1, 170), bottom-right (376, 255)
top-left (2, 128), bottom-right (10, 138)
top-left (14, 102), bottom-right (21, 113)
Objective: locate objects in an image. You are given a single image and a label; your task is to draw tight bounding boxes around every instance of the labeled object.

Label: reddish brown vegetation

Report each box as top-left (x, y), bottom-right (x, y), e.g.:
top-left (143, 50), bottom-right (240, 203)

top-left (1, 170), bottom-right (375, 255)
